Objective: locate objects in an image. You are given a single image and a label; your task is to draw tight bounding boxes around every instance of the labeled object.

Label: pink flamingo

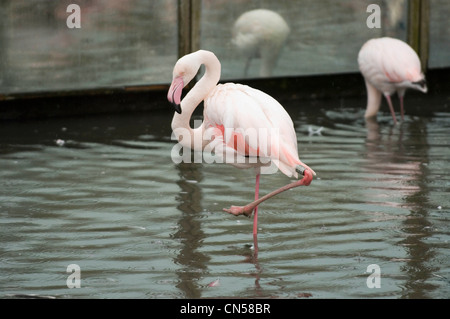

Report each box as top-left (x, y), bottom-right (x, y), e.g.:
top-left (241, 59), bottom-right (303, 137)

top-left (358, 37), bottom-right (427, 125)
top-left (168, 50), bottom-right (315, 237)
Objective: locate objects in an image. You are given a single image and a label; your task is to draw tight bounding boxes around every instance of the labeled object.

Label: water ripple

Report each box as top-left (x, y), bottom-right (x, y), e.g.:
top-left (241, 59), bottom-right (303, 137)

top-left (1, 100), bottom-right (449, 299)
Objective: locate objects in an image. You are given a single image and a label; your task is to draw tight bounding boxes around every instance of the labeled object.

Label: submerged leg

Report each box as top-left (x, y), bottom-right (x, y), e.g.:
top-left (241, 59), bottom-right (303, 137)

top-left (224, 169), bottom-right (313, 218)
top-left (397, 89), bottom-right (406, 122)
top-left (399, 95), bottom-right (405, 122)
top-left (385, 94), bottom-right (397, 125)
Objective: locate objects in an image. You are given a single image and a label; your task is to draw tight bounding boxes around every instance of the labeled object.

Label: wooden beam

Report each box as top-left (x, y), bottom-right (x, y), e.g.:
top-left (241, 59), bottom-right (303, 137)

top-left (177, 0), bottom-right (201, 58)
top-left (419, 0), bottom-right (430, 70)
top-left (177, 0), bottom-right (190, 58)
top-left (407, 0), bottom-right (429, 71)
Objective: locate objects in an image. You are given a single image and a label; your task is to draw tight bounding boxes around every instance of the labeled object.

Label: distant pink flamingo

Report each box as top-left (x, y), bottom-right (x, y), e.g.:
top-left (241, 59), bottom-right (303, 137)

top-left (358, 37), bottom-right (427, 125)
top-left (168, 50), bottom-right (315, 237)
top-left (232, 9), bottom-right (290, 77)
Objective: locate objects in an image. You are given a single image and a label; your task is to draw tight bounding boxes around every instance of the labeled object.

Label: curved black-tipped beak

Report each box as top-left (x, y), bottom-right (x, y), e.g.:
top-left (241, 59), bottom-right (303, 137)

top-left (413, 79), bottom-right (427, 89)
top-left (167, 76), bottom-right (184, 114)
top-left (172, 102), bottom-right (182, 114)
top-left (412, 79), bottom-right (428, 93)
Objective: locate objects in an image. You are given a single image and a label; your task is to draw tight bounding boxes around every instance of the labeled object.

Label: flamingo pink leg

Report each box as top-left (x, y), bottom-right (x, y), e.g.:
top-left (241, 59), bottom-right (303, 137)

top-left (224, 170), bottom-right (313, 221)
top-left (399, 96), bottom-right (404, 122)
top-left (385, 95), bottom-right (397, 125)
top-left (253, 173), bottom-right (260, 235)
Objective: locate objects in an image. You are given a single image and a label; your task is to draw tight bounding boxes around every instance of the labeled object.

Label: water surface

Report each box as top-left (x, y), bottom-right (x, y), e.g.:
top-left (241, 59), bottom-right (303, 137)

top-left (0, 95), bottom-right (449, 299)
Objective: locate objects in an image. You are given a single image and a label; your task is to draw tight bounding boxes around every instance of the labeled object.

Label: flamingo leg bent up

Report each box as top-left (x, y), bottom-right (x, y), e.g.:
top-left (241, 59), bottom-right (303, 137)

top-left (223, 169), bottom-right (313, 232)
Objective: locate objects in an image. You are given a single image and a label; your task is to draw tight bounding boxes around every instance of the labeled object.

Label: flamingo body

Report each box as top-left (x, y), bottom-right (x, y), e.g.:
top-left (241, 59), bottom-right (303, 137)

top-left (168, 50), bottom-right (314, 236)
top-left (358, 37), bottom-right (427, 124)
top-left (232, 9), bottom-right (290, 77)
top-left (203, 82), bottom-right (311, 177)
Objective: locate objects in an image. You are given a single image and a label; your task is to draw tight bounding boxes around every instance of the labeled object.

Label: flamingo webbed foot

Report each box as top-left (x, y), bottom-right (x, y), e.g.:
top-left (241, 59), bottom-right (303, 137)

top-left (301, 169), bottom-right (313, 186)
top-left (223, 205), bottom-right (254, 217)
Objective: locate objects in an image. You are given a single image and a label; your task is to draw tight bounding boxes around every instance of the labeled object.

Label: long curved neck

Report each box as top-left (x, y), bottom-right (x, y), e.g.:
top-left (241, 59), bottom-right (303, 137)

top-left (364, 79), bottom-right (382, 118)
top-left (171, 51), bottom-right (221, 151)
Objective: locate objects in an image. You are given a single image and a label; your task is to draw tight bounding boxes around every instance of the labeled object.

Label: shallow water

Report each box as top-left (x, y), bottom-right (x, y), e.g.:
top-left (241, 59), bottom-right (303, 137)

top-left (0, 94), bottom-right (449, 299)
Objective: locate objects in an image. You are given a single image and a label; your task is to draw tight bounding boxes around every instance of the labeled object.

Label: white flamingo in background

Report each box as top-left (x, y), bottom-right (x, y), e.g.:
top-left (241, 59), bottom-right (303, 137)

top-left (168, 50), bottom-right (315, 238)
top-left (232, 9), bottom-right (290, 77)
top-left (358, 37), bottom-right (427, 125)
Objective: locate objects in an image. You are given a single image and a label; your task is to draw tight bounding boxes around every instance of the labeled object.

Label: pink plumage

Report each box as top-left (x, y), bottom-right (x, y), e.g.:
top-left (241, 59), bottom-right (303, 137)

top-left (168, 50), bottom-right (314, 237)
top-left (358, 37), bottom-right (427, 124)
top-left (203, 82), bottom-right (309, 178)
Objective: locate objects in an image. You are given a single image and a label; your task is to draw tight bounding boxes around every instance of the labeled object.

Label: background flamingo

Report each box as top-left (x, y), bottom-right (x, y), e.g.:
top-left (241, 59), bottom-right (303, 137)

top-left (231, 9), bottom-right (290, 77)
top-left (168, 50), bottom-right (314, 237)
top-left (358, 37), bottom-right (427, 124)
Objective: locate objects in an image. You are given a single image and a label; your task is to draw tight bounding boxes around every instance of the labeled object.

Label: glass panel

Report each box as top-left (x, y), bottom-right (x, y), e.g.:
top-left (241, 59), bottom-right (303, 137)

top-left (200, 0), bottom-right (407, 79)
top-left (429, 0), bottom-right (450, 68)
top-left (0, 0), bottom-right (177, 95)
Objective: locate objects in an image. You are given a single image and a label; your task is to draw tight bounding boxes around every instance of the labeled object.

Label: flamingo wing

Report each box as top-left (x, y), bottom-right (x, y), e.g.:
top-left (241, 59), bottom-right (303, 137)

top-left (203, 83), bottom-right (309, 178)
top-left (358, 38), bottom-right (423, 92)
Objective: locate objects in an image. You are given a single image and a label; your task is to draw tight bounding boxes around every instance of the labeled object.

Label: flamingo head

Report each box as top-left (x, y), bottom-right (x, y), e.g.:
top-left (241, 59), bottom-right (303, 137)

top-left (168, 50), bottom-right (220, 114)
top-left (167, 51), bottom-right (206, 114)
top-left (411, 78), bottom-right (427, 93)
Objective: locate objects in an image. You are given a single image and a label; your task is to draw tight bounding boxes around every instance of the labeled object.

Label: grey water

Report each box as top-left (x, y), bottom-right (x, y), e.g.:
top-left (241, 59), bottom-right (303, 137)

top-left (1, 94), bottom-right (449, 299)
